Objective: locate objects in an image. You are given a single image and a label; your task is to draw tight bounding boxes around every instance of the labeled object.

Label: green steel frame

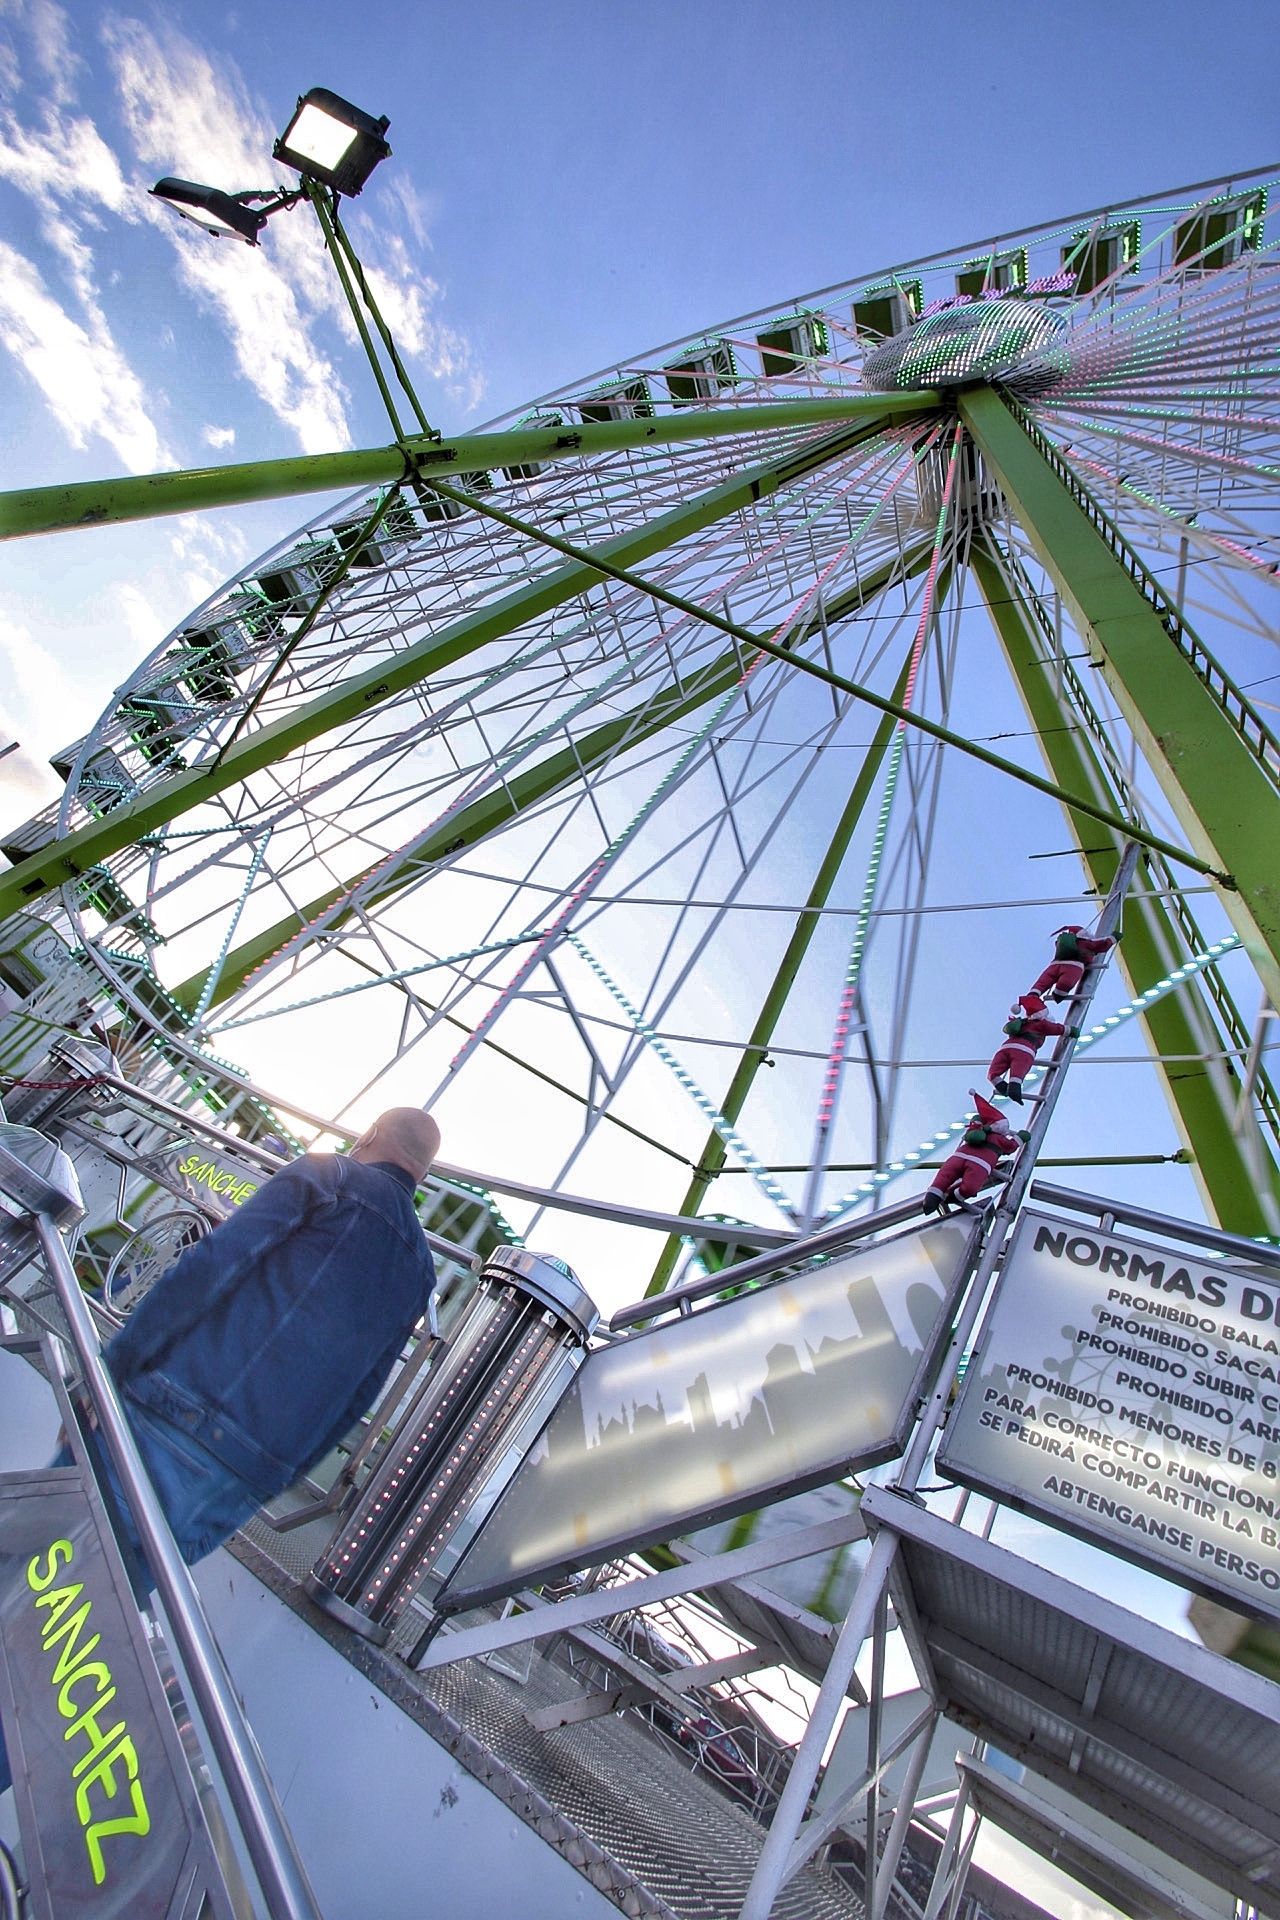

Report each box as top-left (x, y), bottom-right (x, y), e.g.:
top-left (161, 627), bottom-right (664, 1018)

top-left (170, 540), bottom-right (937, 1014)
top-left (971, 540), bottom-right (1280, 1236)
top-left (2, 308), bottom-right (1276, 1245)
top-left (0, 413), bottom-right (901, 922)
top-left (0, 395), bottom-right (934, 541)
top-left (961, 387), bottom-right (1280, 1009)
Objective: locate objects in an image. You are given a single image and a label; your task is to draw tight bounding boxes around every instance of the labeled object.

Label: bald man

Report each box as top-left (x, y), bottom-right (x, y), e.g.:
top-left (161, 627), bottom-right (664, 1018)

top-left (0, 1110), bottom-right (442, 1802)
top-left (99, 1107), bottom-right (441, 1564)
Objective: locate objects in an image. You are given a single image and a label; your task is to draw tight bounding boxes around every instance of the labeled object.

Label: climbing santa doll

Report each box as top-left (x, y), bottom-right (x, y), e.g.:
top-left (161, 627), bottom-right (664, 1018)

top-left (988, 992), bottom-right (1068, 1104)
top-left (922, 1091), bottom-right (1026, 1214)
top-left (1029, 923), bottom-right (1116, 1001)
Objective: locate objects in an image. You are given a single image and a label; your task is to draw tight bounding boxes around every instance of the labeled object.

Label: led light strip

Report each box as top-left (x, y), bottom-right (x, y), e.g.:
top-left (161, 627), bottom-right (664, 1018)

top-left (565, 931), bottom-right (793, 1216)
top-left (190, 831), bottom-right (272, 1024)
top-left (802, 421), bottom-right (965, 1221)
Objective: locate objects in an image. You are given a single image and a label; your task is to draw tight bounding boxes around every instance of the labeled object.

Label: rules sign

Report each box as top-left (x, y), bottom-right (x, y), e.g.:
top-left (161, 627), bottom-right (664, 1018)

top-left (938, 1209), bottom-right (1280, 1621)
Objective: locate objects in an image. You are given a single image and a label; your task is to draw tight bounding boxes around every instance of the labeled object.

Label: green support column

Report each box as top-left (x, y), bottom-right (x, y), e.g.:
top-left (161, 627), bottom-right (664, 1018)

top-left (972, 539), bottom-right (1280, 1236)
top-left (0, 395), bottom-right (935, 540)
top-left (961, 386), bottom-right (1280, 1008)
top-left (644, 638), bottom-right (927, 1298)
top-left (174, 545), bottom-right (935, 1013)
top-left (0, 413), bottom-right (900, 924)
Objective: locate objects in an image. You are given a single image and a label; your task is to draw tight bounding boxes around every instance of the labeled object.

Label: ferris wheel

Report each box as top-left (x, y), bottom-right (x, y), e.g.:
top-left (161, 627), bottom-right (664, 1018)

top-left (9, 167), bottom-right (1279, 1292)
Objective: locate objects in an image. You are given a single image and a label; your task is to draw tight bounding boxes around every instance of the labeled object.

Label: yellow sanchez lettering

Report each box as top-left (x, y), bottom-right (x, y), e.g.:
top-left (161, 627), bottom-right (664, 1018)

top-left (27, 1539), bottom-right (151, 1887)
top-left (176, 1153), bottom-right (257, 1206)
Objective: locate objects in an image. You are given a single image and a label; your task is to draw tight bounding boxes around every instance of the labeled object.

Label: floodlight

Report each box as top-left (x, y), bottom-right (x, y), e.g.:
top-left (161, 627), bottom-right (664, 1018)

top-left (273, 88), bottom-right (390, 197)
top-left (150, 177), bottom-right (269, 245)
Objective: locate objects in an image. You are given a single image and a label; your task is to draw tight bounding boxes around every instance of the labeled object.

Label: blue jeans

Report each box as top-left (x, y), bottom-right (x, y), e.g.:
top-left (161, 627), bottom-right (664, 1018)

top-left (0, 1405), bottom-right (262, 1798)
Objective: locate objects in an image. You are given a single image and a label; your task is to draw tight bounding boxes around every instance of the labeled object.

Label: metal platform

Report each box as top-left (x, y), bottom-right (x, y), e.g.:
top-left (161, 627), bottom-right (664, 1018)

top-left (956, 1753), bottom-right (1235, 1920)
top-left (860, 1485), bottom-right (1280, 1917)
top-left (234, 1510), bottom-right (868, 1920)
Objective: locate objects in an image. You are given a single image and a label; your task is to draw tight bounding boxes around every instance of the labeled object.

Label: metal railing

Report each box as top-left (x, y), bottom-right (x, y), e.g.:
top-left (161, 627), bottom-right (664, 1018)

top-left (609, 1193), bottom-right (925, 1329)
top-left (0, 1124), bottom-right (323, 1920)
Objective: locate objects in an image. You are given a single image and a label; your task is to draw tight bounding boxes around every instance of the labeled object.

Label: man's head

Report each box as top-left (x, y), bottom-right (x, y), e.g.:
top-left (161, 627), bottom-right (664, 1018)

top-left (348, 1108), bottom-right (441, 1182)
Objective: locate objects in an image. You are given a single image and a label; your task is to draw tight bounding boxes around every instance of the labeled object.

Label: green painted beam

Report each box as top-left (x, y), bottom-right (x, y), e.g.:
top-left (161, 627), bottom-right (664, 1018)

top-left (972, 539), bottom-right (1280, 1236)
top-left (0, 414), bottom-right (896, 924)
top-left (173, 543), bottom-right (934, 1013)
top-left (0, 395), bottom-right (936, 540)
top-left (961, 387), bottom-right (1280, 1008)
top-left (643, 636), bottom-right (927, 1298)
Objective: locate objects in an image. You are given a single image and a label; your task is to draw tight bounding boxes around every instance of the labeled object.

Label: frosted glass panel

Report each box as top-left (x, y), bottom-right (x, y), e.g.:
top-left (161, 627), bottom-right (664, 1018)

top-left (446, 1218), bottom-right (977, 1606)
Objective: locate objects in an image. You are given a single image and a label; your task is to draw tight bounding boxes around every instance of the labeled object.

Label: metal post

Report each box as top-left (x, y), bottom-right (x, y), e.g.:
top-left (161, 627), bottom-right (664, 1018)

top-left (943, 1814), bottom-right (980, 1920)
top-left (31, 1213), bottom-right (323, 1920)
top-left (864, 1590), bottom-right (888, 1918)
top-left (921, 1776), bottom-right (972, 1920)
top-left (0, 394), bottom-right (935, 541)
top-left (304, 180), bottom-right (409, 442)
top-left (871, 1712), bottom-right (938, 1920)
top-left (738, 1524), bottom-right (901, 1920)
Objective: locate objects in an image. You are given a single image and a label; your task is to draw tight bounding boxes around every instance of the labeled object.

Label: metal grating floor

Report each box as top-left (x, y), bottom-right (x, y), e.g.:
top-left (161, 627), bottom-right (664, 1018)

top-left (239, 1503), bottom-right (866, 1920)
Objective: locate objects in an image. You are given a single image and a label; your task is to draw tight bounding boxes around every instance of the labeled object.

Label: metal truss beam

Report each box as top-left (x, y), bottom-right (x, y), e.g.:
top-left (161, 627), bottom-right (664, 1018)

top-left (169, 541), bottom-right (932, 1013)
top-left (0, 415), bottom-right (897, 926)
top-left (961, 387), bottom-right (1280, 1008)
top-left (415, 1512), bottom-right (865, 1670)
top-left (0, 394), bottom-right (936, 540)
top-left (972, 540), bottom-right (1280, 1236)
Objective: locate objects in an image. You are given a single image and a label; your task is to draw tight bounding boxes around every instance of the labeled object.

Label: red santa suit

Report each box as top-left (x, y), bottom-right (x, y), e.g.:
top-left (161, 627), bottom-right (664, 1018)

top-left (1030, 924), bottom-right (1115, 1001)
top-left (989, 993), bottom-right (1066, 1102)
top-left (923, 1092), bottom-right (1023, 1212)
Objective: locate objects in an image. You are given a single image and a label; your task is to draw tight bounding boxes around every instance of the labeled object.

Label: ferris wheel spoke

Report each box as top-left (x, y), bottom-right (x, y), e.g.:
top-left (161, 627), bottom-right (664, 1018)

top-left (36, 168), bottom-right (1280, 1267)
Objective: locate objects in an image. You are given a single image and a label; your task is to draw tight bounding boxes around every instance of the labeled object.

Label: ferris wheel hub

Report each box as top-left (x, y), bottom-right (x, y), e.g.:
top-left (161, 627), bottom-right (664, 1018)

top-left (862, 296), bottom-right (1068, 394)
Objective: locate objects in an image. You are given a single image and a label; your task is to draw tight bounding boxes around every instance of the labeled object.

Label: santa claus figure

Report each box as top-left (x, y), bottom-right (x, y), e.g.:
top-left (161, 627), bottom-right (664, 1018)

top-left (922, 1091), bottom-right (1026, 1214)
top-left (988, 992), bottom-right (1068, 1104)
top-left (1029, 923), bottom-right (1115, 1001)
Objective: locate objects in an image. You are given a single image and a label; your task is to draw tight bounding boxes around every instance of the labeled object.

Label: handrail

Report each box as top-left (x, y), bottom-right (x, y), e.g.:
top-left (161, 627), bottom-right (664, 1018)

top-left (29, 1207), bottom-right (324, 1920)
top-left (609, 1193), bottom-right (925, 1329)
top-left (53, 1068), bottom-right (479, 1273)
top-left (1027, 1179), bottom-right (1280, 1269)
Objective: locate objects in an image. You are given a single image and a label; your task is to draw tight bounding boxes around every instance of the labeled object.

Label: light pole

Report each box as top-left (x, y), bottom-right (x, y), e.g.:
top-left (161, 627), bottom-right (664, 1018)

top-left (152, 85), bottom-right (430, 442)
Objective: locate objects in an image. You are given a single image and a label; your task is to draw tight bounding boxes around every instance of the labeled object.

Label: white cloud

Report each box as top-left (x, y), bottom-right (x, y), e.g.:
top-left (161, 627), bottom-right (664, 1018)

top-left (0, 5), bottom-right (169, 473)
top-left (0, 609), bottom-right (98, 824)
top-left (0, 240), bottom-right (167, 472)
top-left (0, 105), bottom-right (131, 211)
top-left (25, 0), bottom-right (81, 110)
top-left (202, 423), bottom-right (236, 449)
top-left (0, 3), bottom-right (481, 469)
top-left (102, 14), bottom-right (483, 438)
top-left (103, 16), bottom-right (354, 452)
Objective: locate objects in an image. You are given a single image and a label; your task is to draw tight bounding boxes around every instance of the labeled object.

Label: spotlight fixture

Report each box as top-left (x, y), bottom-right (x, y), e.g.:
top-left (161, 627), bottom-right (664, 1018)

top-left (149, 177), bottom-right (273, 245)
top-left (273, 88), bottom-right (391, 197)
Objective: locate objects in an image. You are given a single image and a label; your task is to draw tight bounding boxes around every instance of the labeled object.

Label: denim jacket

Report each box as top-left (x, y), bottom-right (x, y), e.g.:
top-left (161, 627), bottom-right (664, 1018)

top-left (105, 1155), bottom-right (436, 1499)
